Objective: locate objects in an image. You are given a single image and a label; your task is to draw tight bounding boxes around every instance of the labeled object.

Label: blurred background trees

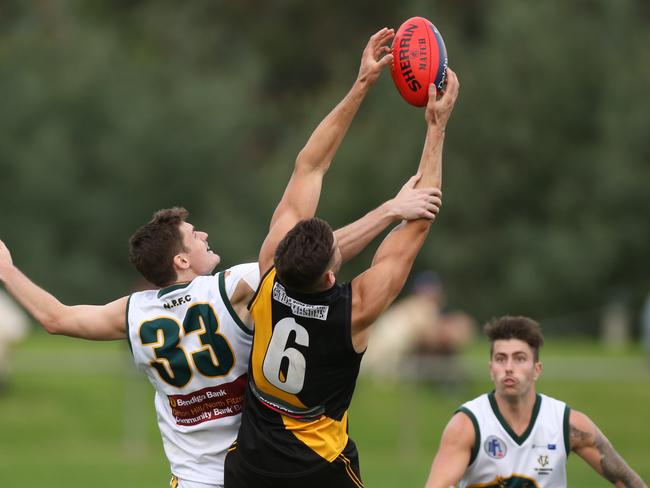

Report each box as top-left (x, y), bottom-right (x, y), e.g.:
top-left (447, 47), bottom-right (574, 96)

top-left (1, 0), bottom-right (648, 335)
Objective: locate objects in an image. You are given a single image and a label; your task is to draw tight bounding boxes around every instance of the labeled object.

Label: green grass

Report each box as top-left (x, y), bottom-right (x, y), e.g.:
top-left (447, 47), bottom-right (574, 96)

top-left (1, 332), bottom-right (649, 487)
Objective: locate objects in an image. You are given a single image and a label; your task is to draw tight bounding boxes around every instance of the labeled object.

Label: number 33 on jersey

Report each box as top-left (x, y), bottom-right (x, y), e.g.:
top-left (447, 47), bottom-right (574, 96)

top-left (126, 266), bottom-right (256, 484)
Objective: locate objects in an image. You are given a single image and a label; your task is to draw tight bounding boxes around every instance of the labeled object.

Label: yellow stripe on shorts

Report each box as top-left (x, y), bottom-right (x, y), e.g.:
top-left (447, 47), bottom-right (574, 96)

top-left (339, 454), bottom-right (363, 488)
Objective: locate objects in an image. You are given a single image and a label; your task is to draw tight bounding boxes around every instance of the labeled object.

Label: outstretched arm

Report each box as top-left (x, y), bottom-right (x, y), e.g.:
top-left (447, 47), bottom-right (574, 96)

top-left (350, 69), bottom-right (459, 351)
top-left (0, 239), bottom-right (127, 340)
top-left (334, 173), bottom-right (442, 263)
top-left (570, 409), bottom-right (647, 487)
top-left (425, 411), bottom-right (475, 488)
top-left (258, 27), bottom-right (395, 275)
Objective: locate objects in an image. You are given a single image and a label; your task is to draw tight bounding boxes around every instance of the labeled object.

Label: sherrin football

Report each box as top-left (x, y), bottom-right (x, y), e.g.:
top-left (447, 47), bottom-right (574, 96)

top-left (391, 17), bottom-right (448, 107)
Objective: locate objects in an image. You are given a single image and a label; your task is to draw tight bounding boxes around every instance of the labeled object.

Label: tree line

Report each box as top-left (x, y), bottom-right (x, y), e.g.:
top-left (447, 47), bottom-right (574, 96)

top-left (1, 0), bottom-right (648, 334)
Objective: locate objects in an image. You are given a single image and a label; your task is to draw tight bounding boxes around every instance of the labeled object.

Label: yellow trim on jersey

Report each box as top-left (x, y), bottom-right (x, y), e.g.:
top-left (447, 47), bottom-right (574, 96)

top-left (170, 475), bottom-right (179, 488)
top-left (249, 269), bottom-right (307, 409)
top-left (282, 411), bottom-right (349, 462)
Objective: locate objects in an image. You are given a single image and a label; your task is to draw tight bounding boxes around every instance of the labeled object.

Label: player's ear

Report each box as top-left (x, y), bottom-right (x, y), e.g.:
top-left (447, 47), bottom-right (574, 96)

top-left (533, 361), bottom-right (542, 380)
top-left (173, 253), bottom-right (190, 271)
top-left (324, 270), bottom-right (336, 288)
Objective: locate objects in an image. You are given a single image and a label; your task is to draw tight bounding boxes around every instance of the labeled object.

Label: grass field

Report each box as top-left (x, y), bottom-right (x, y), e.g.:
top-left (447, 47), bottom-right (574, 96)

top-left (1, 331), bottom-right (649, 487)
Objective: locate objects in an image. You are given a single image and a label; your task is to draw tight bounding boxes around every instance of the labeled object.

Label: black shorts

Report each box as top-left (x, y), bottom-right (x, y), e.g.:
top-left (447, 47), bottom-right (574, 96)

top-left (224, 440), bottom-right (363, 488)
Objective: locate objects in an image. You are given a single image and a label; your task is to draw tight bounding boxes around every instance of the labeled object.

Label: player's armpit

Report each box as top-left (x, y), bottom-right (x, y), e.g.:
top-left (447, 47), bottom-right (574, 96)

top-left (226, 271), bottom-right (258, 332)
top-left (570, 410), bottom-right (647, 488)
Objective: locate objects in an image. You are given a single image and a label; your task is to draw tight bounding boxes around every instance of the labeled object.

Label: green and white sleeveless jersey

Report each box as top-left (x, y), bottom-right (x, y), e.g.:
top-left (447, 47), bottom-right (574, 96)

top-left (459, 392), bottom-right (571, 488)
top-left (126, 263), bottom-right (258, 486)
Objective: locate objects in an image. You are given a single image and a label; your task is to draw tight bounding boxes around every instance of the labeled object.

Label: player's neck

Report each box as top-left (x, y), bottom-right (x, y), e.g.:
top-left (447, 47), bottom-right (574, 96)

top-left (172, 269), bottom-right (202, 285)
top-left (303, 273), bottom-right (336, 294)
top-left (494, 390), bottom-right (537, 434)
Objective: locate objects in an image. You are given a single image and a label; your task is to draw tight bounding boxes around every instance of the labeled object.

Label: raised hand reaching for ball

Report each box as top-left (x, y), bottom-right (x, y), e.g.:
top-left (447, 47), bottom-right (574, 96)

top-left (357, 27), bottom-right (395, 86)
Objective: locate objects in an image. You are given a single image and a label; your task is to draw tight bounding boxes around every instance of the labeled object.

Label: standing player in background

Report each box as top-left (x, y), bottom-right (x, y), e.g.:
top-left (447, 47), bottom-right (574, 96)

top-left (224, 25), bottom-right (460, 487)
top-left (424, 315), bottom-right (647, 488)
top-left (0, 90), bottom-right (440, 488)
top-left (362, 270), bottom-right (476, 386)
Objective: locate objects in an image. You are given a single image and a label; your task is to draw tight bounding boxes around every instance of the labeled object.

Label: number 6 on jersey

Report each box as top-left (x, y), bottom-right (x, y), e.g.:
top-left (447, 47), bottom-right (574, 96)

top-left (262, 318), bottom-right (309, 394)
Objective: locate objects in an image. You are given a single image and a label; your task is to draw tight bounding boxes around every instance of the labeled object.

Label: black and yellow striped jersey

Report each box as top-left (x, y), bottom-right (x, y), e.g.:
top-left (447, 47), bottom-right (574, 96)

top-left (235, 267), bottom-right (363, 475)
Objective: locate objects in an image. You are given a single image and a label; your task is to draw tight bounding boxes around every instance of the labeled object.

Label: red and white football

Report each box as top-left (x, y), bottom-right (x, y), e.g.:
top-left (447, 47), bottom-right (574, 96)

top-left (391, 17), bottom-right (448, 107)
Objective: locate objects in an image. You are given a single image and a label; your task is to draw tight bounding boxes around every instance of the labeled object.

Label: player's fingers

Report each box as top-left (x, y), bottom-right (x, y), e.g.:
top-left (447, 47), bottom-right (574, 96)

top-left (418, 195), bottom-right (441, 210)
top-left (377, 27), bottom-right (394, 41)
top-left (378, 53), bottom-right (394, 67)
top-left (369, 27), bottom-right (390, 44)
top-left (422, 209), bottom-right (438, 221)
top-left (417, 188), bottom-right (442, 200)
top-left (447, 67), bottom-right (457, 82)
top-left (424, 200), bottom-right (441, 215)
top-left (370, 27), bottom-right (387, 39)
top-left (427, 83), bottom-right (438, 107)
top-left (374, 33), bottom-right (394, 52)
top-left (435, 68), bottom-right (456, 102)
top-left (403, 173), bottom-right (422, 189)
top-left (445, 68), bottom-right (459, 97)
top-left (373, 45), bottom-right (390, 61)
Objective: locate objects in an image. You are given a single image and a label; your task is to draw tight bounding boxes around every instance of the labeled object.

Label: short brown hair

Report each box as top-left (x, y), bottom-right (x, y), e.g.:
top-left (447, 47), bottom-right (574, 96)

top-left (128, 207), bottom-right (189, 287)
top-left (274, 218), bottom-right (334, 292)
top-left (485, 315), bottom-right (544, 361)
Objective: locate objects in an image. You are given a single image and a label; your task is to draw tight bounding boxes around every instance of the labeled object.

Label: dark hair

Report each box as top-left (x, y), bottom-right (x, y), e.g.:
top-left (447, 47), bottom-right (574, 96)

top-left (128, 207), bottom-right (189, 287)
top-left (484, 315), bottom-right (544, 361)
top-left (274, 218), bottom-right (334, 292)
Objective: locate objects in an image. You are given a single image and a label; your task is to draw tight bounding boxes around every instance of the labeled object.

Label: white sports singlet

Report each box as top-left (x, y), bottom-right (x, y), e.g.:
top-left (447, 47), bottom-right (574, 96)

top-left (459, 392), bottom-right (570, 488)
top-left (127, 263), bottom-right (258, 486)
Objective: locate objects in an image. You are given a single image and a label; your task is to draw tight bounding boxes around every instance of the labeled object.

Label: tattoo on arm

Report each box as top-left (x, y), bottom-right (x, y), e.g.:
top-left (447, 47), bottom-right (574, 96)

top-left (571, 424), bottom-right (645, 487)
top-left (570, 424), bottom-right (592, 445)
top-left (596, 431), bottom-right (645, 488)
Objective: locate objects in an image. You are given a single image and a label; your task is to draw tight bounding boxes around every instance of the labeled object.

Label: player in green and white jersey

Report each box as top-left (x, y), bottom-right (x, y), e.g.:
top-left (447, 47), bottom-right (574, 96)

top-left (425, 315), bottom-right (646, 488)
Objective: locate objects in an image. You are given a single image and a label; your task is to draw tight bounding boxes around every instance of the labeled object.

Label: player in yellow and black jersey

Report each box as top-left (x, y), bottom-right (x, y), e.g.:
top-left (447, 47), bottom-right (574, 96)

top-left (224, 26), bottom-right (459, 487)
top-left (231, 265), bottom-right (363, 482)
